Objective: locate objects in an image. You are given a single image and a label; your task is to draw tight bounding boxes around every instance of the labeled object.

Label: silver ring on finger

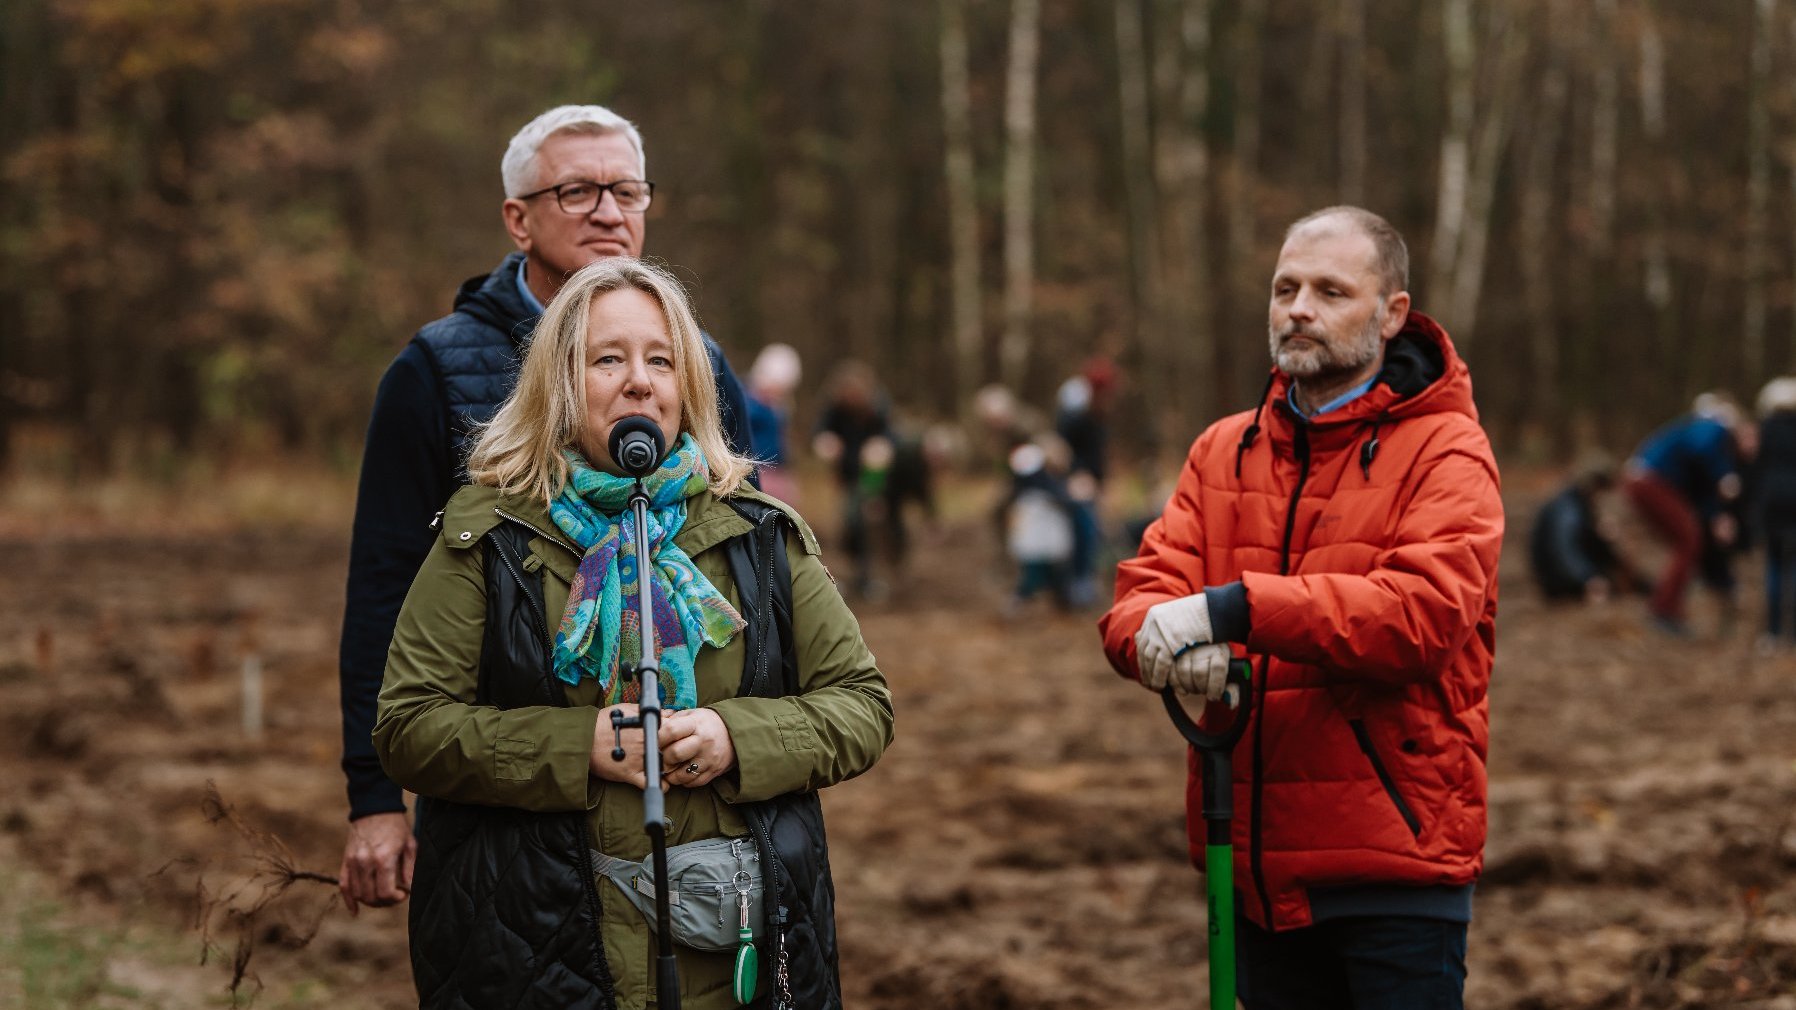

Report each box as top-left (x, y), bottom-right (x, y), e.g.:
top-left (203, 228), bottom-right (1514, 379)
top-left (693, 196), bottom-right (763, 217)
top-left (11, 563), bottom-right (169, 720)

top-left (686, 762), bottom-right (702, 776)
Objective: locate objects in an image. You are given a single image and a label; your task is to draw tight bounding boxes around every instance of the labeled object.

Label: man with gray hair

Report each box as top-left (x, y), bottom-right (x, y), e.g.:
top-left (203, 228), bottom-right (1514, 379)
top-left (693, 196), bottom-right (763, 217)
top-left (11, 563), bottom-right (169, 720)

top-left (335, 105), bottom-right (755, 913)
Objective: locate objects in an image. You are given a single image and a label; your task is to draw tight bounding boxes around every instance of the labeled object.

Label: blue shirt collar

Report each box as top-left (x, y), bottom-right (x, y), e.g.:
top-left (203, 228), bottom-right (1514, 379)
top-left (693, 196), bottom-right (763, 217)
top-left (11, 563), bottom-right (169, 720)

top-left (1288, 374), bottom-right (1378, 420)
top-left (516, 258), bottom-right (546, 316)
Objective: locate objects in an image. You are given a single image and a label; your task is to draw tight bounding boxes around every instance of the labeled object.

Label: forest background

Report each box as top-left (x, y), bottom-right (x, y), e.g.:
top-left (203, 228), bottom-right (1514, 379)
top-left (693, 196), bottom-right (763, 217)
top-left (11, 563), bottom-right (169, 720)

top-left (8, 5), bottom-right (1796, 1006)
top-left (2, 0), bottom-right (1793, 480)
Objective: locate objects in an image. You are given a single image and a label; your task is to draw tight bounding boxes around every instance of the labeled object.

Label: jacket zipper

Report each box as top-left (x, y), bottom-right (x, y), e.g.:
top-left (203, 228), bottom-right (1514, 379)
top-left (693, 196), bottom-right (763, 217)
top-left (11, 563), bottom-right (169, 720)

top-left (746, 806), bottom-right (787, 1006)
top-left (494, 507), bottom-right (579, 557)
top-left (489, 518), bottom-right (616, 1001)
top-left (1349, 719), bottom-right (1422, 837)
top-left (1253, 422), bottom-right (1310, 929)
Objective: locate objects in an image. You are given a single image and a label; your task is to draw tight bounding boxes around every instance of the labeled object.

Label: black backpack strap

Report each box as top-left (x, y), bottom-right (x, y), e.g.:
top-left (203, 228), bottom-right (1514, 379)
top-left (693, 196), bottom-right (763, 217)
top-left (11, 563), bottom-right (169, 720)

top-left (724, 499), bottom-right (797, 700)
top-left (478, 519), bottom-right (564, 709)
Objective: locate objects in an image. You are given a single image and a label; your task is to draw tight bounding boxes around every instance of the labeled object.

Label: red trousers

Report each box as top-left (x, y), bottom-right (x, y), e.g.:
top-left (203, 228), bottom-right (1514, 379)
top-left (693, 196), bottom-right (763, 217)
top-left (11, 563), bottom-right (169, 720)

top-left (1624, 470), bottom-right (1702, 621)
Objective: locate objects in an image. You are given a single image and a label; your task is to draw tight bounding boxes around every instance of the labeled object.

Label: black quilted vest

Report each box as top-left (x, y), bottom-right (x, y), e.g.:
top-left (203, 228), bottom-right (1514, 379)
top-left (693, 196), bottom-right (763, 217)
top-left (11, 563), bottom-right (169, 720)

top-left (412, 253), bottom-right (539, 482)
top-left (407, 498), bottom-right (841, 1010)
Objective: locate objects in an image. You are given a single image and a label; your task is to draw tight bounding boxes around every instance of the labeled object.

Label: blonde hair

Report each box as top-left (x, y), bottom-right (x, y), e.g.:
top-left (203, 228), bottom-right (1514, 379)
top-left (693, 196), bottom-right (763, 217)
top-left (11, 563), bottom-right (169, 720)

top-left (467, 258), bottom-right (755, 503)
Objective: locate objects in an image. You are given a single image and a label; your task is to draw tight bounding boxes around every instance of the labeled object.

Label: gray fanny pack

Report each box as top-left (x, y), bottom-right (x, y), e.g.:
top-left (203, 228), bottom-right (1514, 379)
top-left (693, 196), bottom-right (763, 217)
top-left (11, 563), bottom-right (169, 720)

top-left (591, 835), bottom-right (766, 953)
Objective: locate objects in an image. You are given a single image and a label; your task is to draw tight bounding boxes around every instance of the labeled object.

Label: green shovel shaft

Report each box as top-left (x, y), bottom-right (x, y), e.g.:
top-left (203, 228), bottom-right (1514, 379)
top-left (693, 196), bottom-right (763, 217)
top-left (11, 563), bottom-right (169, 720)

top-left (1206, 842), bottom-right (1235, 1008)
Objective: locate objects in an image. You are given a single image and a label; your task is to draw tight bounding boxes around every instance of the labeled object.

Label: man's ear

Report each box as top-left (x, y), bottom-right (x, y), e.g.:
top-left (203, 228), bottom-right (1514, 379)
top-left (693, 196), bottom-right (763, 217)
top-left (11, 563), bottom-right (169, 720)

top-left (1380, 291), bottom-right (1412, 341)
top-left (501, 199), bottom-right (532, 253)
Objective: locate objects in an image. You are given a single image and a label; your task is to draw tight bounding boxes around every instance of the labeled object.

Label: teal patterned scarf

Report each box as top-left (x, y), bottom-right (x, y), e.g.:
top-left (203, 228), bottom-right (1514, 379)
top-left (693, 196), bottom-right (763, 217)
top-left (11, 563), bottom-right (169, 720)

top-left (548, 435), bottom-right (745, 708)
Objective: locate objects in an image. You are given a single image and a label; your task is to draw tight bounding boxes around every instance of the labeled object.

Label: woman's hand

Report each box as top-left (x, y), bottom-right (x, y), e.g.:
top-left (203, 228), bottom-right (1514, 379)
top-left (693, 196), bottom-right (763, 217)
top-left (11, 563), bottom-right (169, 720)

top-left (591, 703), bottom-right (659, 790)
top-left (659, 708), bottom-right (737, 788)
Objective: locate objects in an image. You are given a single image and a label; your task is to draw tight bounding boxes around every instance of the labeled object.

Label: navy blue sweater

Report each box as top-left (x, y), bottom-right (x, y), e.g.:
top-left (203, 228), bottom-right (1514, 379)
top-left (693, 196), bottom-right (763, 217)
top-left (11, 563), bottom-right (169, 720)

top-left (338, 253), bottom-right (755, 819)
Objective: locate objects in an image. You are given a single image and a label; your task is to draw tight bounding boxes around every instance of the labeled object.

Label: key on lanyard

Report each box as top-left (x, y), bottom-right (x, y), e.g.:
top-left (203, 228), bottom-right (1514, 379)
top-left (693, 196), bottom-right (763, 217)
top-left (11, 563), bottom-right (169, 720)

top-left (731, 870), bottom-right (758, 1003)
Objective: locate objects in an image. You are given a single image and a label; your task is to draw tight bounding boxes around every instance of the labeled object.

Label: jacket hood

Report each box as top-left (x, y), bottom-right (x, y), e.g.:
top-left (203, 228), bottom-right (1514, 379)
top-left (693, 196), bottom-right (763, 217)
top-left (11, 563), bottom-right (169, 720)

top-left (452, 252), bottom-right (540, 347)
top-left (1271, 311), bottom-right (1477, 425)
top-left (1234, 311), bottom-right (1480, 477)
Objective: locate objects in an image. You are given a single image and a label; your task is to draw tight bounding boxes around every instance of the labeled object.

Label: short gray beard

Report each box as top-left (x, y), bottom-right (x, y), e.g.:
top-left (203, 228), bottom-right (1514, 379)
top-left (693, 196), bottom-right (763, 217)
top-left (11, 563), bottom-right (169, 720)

top-left (1269, 307), bottom-right (1385, 381)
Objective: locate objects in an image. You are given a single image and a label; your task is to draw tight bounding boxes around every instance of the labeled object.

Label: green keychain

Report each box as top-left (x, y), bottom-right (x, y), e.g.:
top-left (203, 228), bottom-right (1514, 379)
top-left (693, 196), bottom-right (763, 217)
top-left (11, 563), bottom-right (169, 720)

top-left (731, 872), bottom-right (758, 1003)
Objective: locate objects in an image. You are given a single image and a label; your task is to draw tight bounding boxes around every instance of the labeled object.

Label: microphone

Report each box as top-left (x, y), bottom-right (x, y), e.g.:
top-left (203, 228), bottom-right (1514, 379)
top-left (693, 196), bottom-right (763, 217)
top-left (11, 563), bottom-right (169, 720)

top-left (608, 416), bottom-right (666, 477)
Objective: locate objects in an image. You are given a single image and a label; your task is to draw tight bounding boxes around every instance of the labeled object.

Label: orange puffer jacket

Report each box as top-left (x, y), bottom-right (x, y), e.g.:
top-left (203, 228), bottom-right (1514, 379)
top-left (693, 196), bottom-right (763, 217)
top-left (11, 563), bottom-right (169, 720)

top-left (1100, 312), bottom-right (1503, 932)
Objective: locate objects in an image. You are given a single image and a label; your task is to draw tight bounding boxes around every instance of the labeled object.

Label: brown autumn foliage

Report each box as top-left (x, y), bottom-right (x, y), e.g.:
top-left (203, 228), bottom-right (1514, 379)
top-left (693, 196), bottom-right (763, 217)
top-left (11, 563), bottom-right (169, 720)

top-left (2, 0), bottom-right (1792, 477)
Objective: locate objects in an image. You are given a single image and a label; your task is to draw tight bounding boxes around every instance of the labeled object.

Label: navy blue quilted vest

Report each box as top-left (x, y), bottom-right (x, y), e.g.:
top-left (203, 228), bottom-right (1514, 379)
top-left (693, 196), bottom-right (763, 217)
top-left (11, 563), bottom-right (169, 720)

top-left (411, 253), bottom-right (539, 482)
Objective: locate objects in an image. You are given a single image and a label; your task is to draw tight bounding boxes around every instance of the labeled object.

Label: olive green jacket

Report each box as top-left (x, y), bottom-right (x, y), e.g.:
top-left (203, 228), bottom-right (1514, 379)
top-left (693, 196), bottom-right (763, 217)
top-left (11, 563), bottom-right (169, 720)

top-left (374, 484), bottom-right (894, 1009)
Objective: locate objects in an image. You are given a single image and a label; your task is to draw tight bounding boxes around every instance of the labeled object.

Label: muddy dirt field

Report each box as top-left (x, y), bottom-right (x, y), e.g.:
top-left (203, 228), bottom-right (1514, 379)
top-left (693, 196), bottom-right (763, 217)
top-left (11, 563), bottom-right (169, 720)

top-left (3, 475), bottom-right (1795, 1008)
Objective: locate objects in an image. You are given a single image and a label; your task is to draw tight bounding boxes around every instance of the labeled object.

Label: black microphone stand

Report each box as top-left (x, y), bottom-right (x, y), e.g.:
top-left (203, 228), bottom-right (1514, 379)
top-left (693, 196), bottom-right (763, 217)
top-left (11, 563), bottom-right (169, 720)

top-left (609, 472), bottom-right (681, 1010)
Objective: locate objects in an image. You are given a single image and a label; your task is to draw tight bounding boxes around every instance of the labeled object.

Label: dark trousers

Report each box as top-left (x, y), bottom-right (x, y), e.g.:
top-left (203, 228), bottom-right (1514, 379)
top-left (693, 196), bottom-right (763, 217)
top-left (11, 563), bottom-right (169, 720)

top-left (1766, 532), bottom-right (1796, 639)
top-left (1236, 913), bottom-right (1467, 1010)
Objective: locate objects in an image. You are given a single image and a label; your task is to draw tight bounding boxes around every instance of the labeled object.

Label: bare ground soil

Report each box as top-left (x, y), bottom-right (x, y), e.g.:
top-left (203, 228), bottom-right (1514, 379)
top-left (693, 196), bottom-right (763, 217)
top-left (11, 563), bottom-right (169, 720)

top-left (3, 476), bottom-right (1795, 1008)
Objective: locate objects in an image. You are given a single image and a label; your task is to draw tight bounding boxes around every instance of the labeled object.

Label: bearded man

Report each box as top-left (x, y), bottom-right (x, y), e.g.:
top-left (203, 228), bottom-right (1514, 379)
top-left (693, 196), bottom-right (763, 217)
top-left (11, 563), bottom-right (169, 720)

top-left (1099, 206), bottom-right (1503, 1009)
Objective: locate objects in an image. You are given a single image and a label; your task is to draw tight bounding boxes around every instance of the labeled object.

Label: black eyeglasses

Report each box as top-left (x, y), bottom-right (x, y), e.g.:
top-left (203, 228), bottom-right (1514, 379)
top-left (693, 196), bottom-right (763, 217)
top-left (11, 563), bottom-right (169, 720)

top-left (516, 179), bottom-right (655, 215)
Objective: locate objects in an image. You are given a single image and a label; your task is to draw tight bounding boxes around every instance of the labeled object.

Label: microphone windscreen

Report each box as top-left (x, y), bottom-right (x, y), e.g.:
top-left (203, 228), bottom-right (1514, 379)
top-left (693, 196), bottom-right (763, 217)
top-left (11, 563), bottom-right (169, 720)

top-left (608, 416), bottom-right (665, 477)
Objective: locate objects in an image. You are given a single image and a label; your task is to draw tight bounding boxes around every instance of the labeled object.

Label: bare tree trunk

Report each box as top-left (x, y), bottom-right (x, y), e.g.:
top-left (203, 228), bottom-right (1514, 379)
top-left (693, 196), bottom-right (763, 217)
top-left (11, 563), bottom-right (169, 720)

top-left (1000, 0), bottom-right (1041, 392)
top-left (1746, 0), bottom-right (1776, 380)
top-left (1151, 0), bottom-right (1214, 425)
top-left (939, 0), bottom-right (982, 415)
top-left (1446, 8), bottom-right (1526, 349)
top-left (1789, 5), bottom-right (1796, 370)
top-left (1431, 0), bottom-right (1474, 303)
top-left (1227, 0), bottom-right (1264, 393)
top-left (1589, 0), bottom-right (1619, 257)
top-left (1301, 5), bottom-right (1338, 169)
top-left (1636, 2), bottom-right (1675, 379)
top-left (1520, 0), bottom-right (1570, 440)
top-left (1116, 0), bottom-right (1165, 412)
top-left (1339, 0), bottom-right (1368, 204)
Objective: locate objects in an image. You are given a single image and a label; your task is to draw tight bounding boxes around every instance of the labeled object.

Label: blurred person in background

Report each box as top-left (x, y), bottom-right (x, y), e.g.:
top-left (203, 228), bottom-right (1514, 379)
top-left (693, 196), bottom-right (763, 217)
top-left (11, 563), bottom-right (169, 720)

top-left (1101, 206), bottom-right (1502, 1009)
top-left (745, 342), bottom-right (803, 505)
top-left (998, 439), bottom-right (1079, 614)
top-left (1528, 453), bottom-right (1643, 603)
top-left (1054, 358), bottom-right (1117, 608)
top-left (337, 104), bottom-right (757, 915)
top-left (1622, 392), bottom-right (1753, 637)
top-left (812, 361), bottom-right (895, 598)
top-left (374, 259), bottom-right (891, 1009)
top-left (972, 382), bottom-right (1047, 463)
top-left (1754, 377), bottom-right (1796, 651)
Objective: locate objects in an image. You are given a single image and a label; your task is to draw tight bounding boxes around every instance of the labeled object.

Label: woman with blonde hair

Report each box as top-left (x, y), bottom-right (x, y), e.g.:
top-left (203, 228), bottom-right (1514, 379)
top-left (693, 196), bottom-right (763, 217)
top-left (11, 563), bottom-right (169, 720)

top-left (375, 258), bottom-right (892, 1010)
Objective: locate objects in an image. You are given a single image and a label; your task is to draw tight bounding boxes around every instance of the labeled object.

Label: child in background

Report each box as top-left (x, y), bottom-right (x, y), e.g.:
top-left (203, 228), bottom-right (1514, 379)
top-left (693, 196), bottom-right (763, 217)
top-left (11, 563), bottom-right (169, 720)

top-left (1001, 440), bottom-right (1078, 614)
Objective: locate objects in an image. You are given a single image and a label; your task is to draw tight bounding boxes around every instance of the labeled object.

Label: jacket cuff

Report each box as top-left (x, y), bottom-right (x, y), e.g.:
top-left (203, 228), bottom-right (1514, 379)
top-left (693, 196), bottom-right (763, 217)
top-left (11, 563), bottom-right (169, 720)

top-left (520, 706), bottom-right (606, 811)
top-left (1204, 582), bottom-right (1251, 643)
top-left (346, 766), bottom-right (408, 821)
top-left (707, 698), bottom-right (815, 804)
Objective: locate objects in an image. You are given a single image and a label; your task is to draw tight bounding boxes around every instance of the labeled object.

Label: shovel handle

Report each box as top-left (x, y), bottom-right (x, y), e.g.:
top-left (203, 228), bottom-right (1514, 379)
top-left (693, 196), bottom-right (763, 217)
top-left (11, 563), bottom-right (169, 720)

top-left (1161, 658), bottom-right (1254, 752)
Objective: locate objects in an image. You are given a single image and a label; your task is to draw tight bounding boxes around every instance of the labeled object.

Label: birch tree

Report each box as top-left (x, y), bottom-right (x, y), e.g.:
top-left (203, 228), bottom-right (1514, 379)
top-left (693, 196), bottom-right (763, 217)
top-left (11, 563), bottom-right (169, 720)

top-left (1519, 0), bottom-right (1570, 432)
top-left (1115, 0), bottom-right (1166, 409)
top-left (939, 0), bottom-right (982, 413)
top-left (1746, 0), bottom-right (1776, 380)
top-left (1339, 0), bottom-right (1368, 204)
top-left (1152, 0), bottom-right (1214, 424)
top-left (1000, 0), bottom-right (1042, 391)
top-left (1430, 0), bottom-right (1474, 302)
top-left (1589, 0), bottom-right (1619, 257)
top-left (1227, 0), bottom-right (1264, 379)
top-left (1432, 0), bottom-right (1526, 349)
top-left (1789, 6), bottom-right (1796, 369)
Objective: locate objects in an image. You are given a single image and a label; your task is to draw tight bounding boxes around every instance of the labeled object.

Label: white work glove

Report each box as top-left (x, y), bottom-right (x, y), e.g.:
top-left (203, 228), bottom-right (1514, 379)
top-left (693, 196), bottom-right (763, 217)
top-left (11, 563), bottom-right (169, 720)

top-left (1133, 593), bottom-right (1215, 691)
top-left (1169, 642), bottom-right (1232, 701)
